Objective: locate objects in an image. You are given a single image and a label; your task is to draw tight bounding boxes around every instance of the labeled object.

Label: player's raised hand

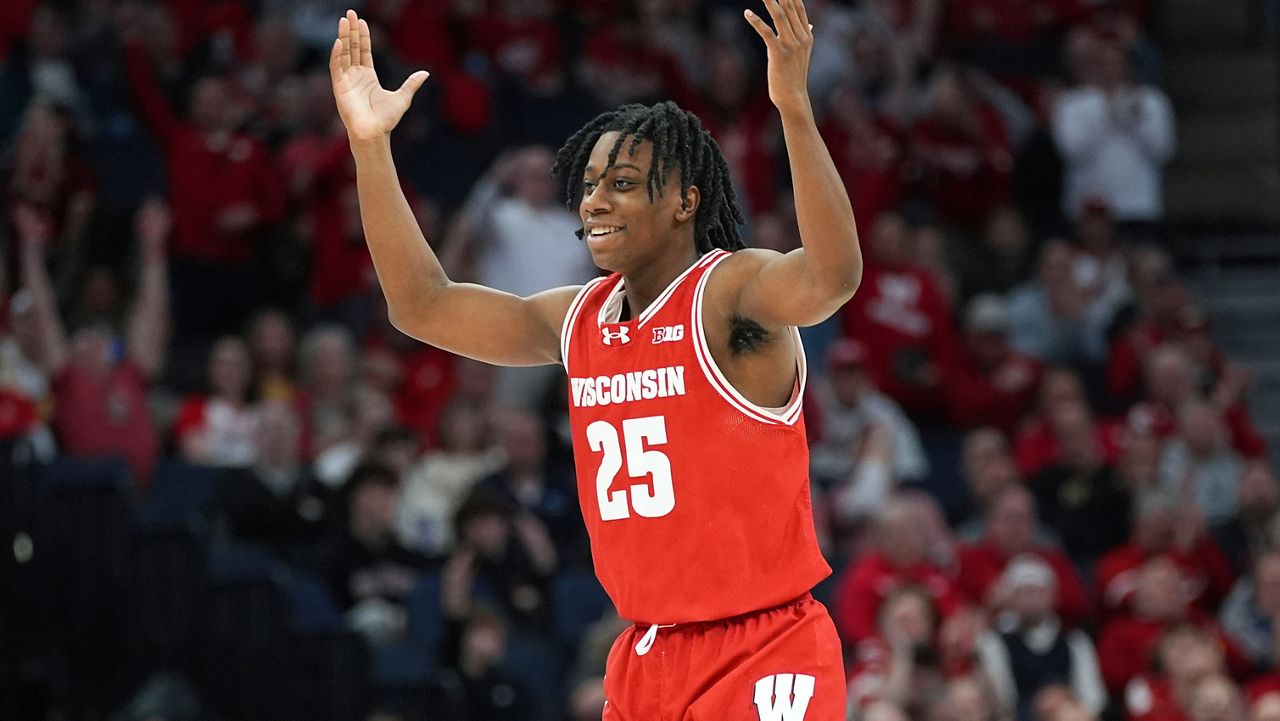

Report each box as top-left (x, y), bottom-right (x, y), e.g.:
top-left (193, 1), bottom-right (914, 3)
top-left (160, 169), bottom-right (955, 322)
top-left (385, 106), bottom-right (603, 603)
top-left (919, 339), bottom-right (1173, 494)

top-left (329, 9), bottom-right (428, 142)
top-left (744, 0), bottom-right (814, 116)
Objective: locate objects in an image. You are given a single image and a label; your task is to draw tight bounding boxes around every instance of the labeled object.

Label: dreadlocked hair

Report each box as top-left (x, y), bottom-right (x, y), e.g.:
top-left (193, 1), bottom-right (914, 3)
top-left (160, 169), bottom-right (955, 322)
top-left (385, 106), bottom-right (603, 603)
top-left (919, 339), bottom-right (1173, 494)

top-left (551, 101), bottom-right (746, 255)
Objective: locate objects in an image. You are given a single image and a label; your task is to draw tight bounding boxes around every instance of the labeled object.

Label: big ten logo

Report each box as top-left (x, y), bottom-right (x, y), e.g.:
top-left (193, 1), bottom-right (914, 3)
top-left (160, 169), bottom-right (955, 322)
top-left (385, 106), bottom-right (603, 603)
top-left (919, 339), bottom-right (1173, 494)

top-left (651, 325), bottom-right (685, 344)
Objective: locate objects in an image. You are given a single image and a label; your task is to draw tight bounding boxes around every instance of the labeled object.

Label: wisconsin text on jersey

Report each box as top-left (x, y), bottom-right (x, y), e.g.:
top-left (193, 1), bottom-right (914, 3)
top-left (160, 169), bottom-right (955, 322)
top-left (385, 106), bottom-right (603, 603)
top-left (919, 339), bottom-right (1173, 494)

top-left (569, 366), bottom-right (687, 408)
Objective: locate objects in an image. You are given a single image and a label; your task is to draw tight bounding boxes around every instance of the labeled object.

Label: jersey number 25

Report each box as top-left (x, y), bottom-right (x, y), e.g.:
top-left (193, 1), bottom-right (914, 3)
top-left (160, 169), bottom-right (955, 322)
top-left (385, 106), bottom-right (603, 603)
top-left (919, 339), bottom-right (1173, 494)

top-left (586, 416), bottom-right (675, 520)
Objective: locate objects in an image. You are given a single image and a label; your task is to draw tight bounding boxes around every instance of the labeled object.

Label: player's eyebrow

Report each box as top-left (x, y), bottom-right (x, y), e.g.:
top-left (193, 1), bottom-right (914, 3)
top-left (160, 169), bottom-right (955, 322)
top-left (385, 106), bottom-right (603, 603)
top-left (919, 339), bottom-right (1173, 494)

top-left (584, 162), bottom-right (643, 174)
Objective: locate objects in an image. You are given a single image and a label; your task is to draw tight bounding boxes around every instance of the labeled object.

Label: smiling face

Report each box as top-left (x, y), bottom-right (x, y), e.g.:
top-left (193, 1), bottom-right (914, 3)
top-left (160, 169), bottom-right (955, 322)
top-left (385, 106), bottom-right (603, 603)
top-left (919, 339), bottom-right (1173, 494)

top-left (579, 131), bottom-right (698, 273)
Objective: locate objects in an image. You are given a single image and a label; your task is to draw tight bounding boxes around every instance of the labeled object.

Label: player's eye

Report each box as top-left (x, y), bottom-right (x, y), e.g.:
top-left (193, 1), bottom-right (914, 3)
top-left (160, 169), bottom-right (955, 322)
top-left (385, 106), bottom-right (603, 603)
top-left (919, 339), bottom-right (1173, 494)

top-left (613, 179), bottom-right (634, 190)
top-left (582, 179), bottom-right (597, 192)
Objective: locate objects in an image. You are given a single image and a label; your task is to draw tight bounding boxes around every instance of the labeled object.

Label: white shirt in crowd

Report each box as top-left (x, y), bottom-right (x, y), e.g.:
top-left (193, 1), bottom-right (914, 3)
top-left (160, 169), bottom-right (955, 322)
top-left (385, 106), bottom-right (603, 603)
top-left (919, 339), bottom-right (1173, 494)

top-left (1052, 85), bottom-right (1176, 222)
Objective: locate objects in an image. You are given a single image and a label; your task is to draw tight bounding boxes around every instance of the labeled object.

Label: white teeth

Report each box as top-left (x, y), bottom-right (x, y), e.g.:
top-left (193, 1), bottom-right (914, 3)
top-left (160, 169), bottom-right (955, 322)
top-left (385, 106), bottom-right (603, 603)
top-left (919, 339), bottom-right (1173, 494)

top-left (589, 226), bottom-right (622, 236)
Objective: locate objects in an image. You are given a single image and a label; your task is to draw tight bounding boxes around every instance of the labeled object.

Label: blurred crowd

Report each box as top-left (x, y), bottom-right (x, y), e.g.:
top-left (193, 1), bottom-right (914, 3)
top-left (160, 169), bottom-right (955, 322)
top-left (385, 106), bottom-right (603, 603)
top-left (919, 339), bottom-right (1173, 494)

top-left (2, 0), bottom-right (1278, 721)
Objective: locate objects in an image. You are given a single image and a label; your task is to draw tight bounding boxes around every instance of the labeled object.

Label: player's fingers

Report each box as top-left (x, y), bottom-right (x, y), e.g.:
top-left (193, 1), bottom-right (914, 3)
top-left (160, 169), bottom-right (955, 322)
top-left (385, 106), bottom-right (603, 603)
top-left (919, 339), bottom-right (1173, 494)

top-left (396, 70), bottom-right (430, 101)
top-left (743, 8), bottom-right (775, 45)
top-left (346, 9), bottom-right (360, 68)
top-left (793, 0), bottom-right (810, 33)
top-left (336, 18), bottom-right (351, 72)
top-left (329, 38), bottom-right (345, 85)
top-left (775, 0), bottom-right (802, 41)
top-left (358, 18), bottom-right (374, 68)
top-left (760, 0), bottom-right (792, 43)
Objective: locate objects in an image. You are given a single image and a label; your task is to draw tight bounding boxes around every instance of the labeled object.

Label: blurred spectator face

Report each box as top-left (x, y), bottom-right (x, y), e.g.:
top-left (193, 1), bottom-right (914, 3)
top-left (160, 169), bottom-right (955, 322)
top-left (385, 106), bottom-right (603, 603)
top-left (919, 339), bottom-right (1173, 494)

top-left (1005, 556), bottom-right (1057, 621)
top-left (1032, 685), bottom-right (1076, 721)
top-left (828, 338), bottom-right (872, 406)
top-left (1252, 693), bottom-right (1280, 721)
top-left (1133, 492), bottom-right (1178, 552)
top-left (988, 487), bottom-right (1037, 555)
top-left (1239, 462), bottom-right (1280, 519)
top-left (351, 478), bottom-right (399, 542)
top-left (1095, 40), bottom-right (1131, 90)
top-left (1157, 627), bottom-right (1222, 686)
top-left (1254, 554), bottom-right (1280, 616)
top-left (69, 326), bottom-right (114, 374)
top-left (1147, 346), bottom-right (1196, 406)
top-left (497, 409), bottom-right (546, 470)
top-left (707, 44), bottom-right (750, 111)
top-left (878, 499), bottom-right (929, 567)
top-left (1039, 368), bottom-right (1086, 416)
top-left (1037, 241), bottom-right (1076, 289)
top-left (303, 71), bottom-right (338, 131)
top-left (1052, 703), bottom-right (1097, 721)
top-left (863, 701), bottom-right (911, 721)
top-left (1134, 558), bottom-right (1188, 621)
top-left (437, 402), bottom-right (489, 453)
top-left (1076, 205), bottom-right (1117, 253)
top-left (256, 400), bottom-right (302, 468)
top-left (78, 266), bottom-right (121, 321)
top-left (249, 310), bottom-right (296, 372)
top-left (879, 587), bottom-right (936, 646)
top-left (1050, 401), bottom-right (1100, 470)
top-left (461, 511), bottom-right (511, 558)
top-left (870, 213), bottom-right (910, 265)
top-left (190, 77), bottom-right (235, 134)
top-left (302, 326), bottom-right (356, 393)
top-left (1118, 429), bottom-right (1161, 491)
top-left (852, 30), bottom-right (890, 81)
top-left (361, 347), bottom-right (403, 394)
top-left (512, 147), bottom-right (557, 208)
top-left (1187, 675), bottom-right (1244, 721)
top-left (962, 428), bottom-right (1019, 505)
top-left (209, 337), bottom-right (252, 401)
top-left (254, 18), bottom-right (298, 80)
top-left (985, 206), bottom-right (1028, 260)
top-left (1129, 246), bottom-right (1176, 314)
top-left (938, 676), bottom-right (997, 721)
top-left (1178, 401), bottom-right (1226, 456)
top-left (964, 295), bottom-right (1012, 367)
top-left (1066, 28), bottom-right (1102, 86)
top-left (353, 386), bottom-right (396, 439)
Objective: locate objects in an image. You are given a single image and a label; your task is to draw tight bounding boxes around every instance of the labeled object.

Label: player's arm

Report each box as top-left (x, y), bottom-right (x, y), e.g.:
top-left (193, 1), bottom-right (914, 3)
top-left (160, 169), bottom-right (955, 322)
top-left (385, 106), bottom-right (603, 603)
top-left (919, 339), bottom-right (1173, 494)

top-left (736, 0), bottom-right (862, 328)
top-left (331, 10), bottom-right (576, 366)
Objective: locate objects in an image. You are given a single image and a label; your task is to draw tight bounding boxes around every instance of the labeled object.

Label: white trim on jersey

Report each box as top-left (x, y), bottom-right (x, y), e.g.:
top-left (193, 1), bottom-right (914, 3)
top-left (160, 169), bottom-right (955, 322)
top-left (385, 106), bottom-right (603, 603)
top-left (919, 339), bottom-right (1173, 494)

top-left (596, 251), bottom-right (725, 327)
top-left (690, 252), bottom-right (807, 426)
top-left (561, 276), bottom-right (610, 372)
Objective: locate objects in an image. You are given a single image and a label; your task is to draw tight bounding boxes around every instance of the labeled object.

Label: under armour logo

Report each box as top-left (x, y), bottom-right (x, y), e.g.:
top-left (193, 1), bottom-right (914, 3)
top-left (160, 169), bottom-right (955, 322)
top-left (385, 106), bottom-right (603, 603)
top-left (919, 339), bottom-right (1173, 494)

top-left (601, 324), bottom-right (631, 346)
top-left (754, 674), bottom-right (815, 721)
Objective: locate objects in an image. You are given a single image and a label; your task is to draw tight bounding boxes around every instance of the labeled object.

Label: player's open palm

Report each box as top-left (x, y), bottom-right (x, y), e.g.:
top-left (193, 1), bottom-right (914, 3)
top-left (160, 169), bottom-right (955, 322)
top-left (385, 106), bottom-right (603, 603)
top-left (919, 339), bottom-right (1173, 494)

top-left (329, 9), bottom-right (428, 142)
top-left (744, 0), bottom-right (814, 115)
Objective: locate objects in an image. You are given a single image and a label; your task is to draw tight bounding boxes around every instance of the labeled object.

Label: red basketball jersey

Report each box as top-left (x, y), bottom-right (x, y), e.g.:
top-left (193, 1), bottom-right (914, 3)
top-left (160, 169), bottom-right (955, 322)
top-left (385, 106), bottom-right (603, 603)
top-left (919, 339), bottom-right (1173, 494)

top-left (562, 249), bottom-right (830, 624)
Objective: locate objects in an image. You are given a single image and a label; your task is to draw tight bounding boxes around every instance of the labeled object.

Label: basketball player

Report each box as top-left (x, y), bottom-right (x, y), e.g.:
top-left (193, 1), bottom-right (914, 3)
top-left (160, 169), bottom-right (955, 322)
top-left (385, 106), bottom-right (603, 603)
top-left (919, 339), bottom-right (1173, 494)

top-left (331, 0), bottom-right (861, 716)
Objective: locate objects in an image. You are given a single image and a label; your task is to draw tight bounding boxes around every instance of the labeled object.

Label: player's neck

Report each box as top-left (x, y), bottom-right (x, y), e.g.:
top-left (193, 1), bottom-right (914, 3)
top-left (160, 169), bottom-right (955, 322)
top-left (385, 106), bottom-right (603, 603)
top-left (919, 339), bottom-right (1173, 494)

top-left (619, 245), bottom-right (700, 321)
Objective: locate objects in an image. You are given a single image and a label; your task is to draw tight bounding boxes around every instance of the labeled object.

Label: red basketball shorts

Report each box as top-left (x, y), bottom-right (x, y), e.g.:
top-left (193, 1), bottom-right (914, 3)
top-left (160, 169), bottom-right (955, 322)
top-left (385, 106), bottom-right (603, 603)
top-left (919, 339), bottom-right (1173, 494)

top-left (602, 594), bottom-right (846, 721)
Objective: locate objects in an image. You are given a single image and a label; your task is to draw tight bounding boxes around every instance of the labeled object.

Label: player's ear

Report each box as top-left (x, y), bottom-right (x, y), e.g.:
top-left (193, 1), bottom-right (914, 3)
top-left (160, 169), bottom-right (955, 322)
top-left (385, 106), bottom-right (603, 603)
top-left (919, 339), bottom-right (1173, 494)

top-left (676, 185), bottom-right (700, 222)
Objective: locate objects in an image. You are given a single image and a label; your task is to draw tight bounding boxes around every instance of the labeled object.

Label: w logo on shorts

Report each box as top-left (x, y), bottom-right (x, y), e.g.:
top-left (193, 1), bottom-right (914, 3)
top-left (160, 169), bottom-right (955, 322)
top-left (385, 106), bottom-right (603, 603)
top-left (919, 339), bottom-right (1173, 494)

top-left (753, 674), bottom-right (815, 721)
top-left (601, 324), bottom-right (631, 346)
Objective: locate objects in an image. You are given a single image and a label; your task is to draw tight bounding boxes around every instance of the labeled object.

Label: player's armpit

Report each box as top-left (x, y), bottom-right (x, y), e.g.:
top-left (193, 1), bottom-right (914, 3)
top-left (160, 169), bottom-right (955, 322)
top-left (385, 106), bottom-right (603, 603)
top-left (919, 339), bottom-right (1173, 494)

top-left (390, 283), bottom-right (581, 367)
top-left (717, 247), bottom-right (860, 329)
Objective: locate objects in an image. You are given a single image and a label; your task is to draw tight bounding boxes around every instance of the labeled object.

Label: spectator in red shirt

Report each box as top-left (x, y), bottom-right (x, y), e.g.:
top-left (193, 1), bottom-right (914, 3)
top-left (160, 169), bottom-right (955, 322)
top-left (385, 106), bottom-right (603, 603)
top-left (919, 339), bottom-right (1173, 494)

top-left (1098, 558), bottom-right (1249, 696)
top-left (910, 65), bottom-right (1013, 229)
top-left (1015, 367), bottom-right (1125, 477)
top-left (173, 335), bottom-right (259, 468)
top-left (466, 0), bottom-right (563, 93)
top-left (121, 25), bottom-right (284, 336)
top-left (1122, 624), bottom-right (1234, 721)
top-left (840, 212), bottom-right (963, 421)
top-left (947, 293), bottom-right (1045, 434)
top-left (847, 585), bottom-right (950, 718)
top-left (16, 200), bottom-right (169, 488)
top-left (699, 41), bottom-right (783, 214)
top-left (1130, 345), bottom-right (1267, 460)
top-left (1097, 491), bottom-right (1236, 617)
top-left (819, 83), bottom-right (906, 240)
top-left (958, 485), bottom-right (1091, 626)
top-left (835, 495), bottom-right (966, 645)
